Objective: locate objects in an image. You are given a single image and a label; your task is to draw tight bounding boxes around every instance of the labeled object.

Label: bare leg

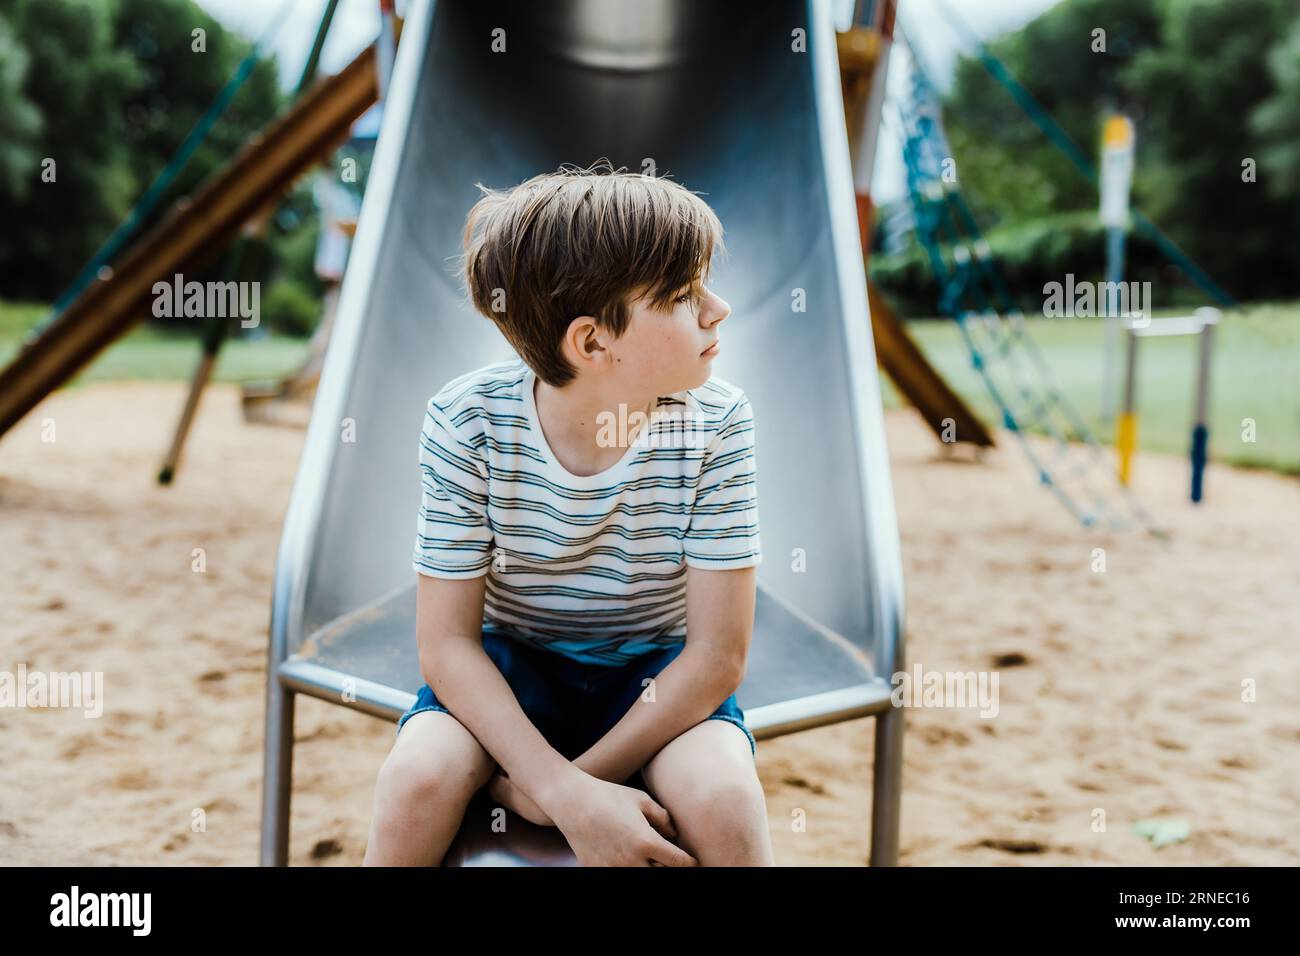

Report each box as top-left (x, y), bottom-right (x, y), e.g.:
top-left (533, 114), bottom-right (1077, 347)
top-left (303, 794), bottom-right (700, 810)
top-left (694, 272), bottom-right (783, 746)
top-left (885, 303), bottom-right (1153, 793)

top-left (641, 720), bottom-right (774, 866)
top-left (363, 710), bottom-right (498, 866)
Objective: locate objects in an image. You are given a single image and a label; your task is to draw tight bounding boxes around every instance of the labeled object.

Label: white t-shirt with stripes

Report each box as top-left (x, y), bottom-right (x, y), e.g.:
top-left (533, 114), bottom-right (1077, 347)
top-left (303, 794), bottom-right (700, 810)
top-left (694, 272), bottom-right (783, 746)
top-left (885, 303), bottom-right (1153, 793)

top-left (412, 356), bottom-right (762, 666)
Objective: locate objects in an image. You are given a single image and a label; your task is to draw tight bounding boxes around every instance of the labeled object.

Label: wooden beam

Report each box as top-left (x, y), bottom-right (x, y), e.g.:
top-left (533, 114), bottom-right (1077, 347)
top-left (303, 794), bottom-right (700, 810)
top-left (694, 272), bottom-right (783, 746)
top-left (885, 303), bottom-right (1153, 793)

top-left (869, 280), bottom-right (995, 448)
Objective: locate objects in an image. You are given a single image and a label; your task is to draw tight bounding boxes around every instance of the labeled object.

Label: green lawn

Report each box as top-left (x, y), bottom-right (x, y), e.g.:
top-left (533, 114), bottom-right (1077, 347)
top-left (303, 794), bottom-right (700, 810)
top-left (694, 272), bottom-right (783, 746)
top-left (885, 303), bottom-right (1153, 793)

top-left (4, 298), bottom-right (1299, 475)
top-left (882, 301), bottom-right (1300, 475)
top-left (0, 302), bottom-right (312, 387)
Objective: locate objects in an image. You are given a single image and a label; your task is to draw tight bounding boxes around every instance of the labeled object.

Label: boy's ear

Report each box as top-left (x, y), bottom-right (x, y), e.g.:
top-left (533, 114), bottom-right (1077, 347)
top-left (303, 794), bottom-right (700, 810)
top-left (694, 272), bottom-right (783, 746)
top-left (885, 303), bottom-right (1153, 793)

top-left (565, 315), bottom-right (606, 362)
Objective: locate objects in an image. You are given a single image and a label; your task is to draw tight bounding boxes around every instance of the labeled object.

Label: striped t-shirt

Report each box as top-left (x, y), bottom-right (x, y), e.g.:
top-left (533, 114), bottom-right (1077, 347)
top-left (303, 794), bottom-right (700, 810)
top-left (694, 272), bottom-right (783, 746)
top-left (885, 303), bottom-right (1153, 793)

top-left (411, 357), bottom-right (762, 666)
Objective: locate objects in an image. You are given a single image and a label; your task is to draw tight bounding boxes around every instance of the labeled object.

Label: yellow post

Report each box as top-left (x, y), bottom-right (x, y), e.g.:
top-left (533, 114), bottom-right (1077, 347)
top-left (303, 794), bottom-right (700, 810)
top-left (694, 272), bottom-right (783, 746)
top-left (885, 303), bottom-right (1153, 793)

top-left (1117, 323), bottom-right (1140, 485)
top-left (1117, 411), bottom-right (1138, 485)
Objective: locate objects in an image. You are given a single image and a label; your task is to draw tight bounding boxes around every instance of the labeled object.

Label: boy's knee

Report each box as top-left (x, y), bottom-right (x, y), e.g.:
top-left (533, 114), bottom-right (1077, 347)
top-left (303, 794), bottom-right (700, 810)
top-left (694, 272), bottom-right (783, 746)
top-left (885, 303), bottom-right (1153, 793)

top-left (669, 776), bottom-right (768, 864)
top-left (376, 748), bottom-right (478, 810)
top-left (679, 773), bottom-right (765, 827)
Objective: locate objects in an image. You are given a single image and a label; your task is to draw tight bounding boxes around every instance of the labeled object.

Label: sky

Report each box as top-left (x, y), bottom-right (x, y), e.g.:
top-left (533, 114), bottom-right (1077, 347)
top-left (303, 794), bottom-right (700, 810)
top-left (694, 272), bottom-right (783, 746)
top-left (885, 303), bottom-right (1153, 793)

top-left (194, 0), bottom-right (1062, 200)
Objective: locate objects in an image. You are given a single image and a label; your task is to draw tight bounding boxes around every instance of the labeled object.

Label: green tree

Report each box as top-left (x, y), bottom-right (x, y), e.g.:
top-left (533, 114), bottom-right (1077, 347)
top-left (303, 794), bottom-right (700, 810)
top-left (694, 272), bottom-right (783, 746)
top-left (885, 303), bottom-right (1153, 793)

top-left (0, 0), bottom-right (282, 302)
top-left (937, 0), bottom-right (1300, 301)
top-left (0, 0), bottom-right (140, 298)
top-left (1125, 0), bottom-right (1297, 298)
top-left (943, 0), bottom-right (1164, 227)
top-left (110, 0), bottom-right (281, 236)
top-left (0, 11), bottom-right (43, 199)
top-left (1249, 17), bottom-right (1300, 199)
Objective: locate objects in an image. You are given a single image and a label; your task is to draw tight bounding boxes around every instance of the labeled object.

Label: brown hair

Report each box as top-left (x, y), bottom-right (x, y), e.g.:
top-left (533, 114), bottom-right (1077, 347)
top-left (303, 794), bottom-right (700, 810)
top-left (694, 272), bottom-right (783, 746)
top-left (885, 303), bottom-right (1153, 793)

top-left (459, 159), bottom-right (726, 387)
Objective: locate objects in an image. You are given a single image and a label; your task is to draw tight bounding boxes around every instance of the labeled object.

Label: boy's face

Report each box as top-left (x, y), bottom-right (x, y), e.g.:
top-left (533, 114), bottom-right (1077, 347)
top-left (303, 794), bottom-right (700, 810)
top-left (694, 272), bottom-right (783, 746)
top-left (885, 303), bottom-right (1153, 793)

top-left (609, 279), bottom-right (731, 396)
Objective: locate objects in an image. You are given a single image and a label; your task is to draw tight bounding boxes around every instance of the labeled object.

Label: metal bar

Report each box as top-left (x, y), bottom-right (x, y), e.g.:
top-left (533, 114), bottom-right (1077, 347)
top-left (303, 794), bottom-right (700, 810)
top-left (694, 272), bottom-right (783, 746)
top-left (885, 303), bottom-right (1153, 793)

top-left (1117, 325), bottom-right (1139, 485)
top-left (870, 705), bottom-right (904, 866)
top-left (259, 680), bottom-right (295, 866)
top-left (1130, 317), bottom-right (1211, 337)
top-left (1191, 317), bottom-right (1216, 503)
top-left (1101, 225), bottom-right (1126, 422)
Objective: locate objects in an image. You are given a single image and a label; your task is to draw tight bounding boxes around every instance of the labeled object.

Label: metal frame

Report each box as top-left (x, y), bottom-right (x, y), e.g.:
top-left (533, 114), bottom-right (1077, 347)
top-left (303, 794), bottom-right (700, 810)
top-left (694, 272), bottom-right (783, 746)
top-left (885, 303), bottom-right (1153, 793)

top-left (1118, 307), bottom-right (1221, 502)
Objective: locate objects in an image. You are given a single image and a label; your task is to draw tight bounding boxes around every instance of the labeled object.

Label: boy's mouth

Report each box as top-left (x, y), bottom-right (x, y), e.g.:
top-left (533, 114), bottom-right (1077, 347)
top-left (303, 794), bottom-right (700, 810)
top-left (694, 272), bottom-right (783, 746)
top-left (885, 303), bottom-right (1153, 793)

top-left (700, 340), bottom-right (720, 357)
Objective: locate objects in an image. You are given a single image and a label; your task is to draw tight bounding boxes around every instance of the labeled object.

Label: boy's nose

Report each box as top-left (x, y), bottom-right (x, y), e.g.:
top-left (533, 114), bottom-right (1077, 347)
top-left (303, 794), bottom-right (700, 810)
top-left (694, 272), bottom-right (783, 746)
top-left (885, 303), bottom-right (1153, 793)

top-left (706, 293), bottom-right (731, 325)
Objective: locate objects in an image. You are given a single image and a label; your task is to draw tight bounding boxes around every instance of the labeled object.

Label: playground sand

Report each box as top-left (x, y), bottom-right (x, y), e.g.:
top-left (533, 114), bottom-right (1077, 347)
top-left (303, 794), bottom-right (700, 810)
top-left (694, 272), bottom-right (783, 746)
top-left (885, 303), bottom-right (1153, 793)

top-left (1, 380), bottom-right (1297, 865)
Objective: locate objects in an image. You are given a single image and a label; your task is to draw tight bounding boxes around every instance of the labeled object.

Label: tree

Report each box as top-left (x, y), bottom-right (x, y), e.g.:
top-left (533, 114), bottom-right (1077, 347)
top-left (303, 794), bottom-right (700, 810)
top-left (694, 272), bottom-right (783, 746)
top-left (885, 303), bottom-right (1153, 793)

top-left (0, 11), bottom-right (43, 199)
top-left (0, 0), bottom-right (140, 299)
top-left (110, 0), bottom-right (281, 237)
top-left (937, 0), bottom-right (1300, 301)
top-left (0, 0), bottom-right (282, 302)
top-left (1250, 17), bottom-right (1300, 200)
top-left (943, 0), bottom-right (1165, 227)
top-left (1126, 0), bottom-right (1297, 298)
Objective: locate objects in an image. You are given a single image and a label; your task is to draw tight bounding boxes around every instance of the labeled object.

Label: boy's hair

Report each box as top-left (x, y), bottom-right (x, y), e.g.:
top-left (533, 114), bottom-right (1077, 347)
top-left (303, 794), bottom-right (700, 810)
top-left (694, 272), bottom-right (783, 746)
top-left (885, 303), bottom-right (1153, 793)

top-left (459, 159), bottom-right (726, 387)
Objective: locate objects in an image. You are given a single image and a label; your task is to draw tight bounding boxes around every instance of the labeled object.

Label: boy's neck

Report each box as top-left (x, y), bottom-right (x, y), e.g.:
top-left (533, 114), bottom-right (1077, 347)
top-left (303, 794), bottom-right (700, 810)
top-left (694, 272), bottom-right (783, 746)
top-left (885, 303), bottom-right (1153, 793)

top-left (533, 374), bottom-right (658, 476)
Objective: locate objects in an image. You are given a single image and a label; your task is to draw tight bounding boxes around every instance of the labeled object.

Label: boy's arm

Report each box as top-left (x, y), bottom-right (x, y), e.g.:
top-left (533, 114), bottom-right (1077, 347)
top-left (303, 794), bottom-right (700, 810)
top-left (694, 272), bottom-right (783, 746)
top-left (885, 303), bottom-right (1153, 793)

top-left (568, 391), bottom-right (763, 785)
top-left (569, 564), bottom-right (756, 786)
top-left (411, 394), bottom-right (583, 806)
top-left (415, 572), bottom-right (583, 803)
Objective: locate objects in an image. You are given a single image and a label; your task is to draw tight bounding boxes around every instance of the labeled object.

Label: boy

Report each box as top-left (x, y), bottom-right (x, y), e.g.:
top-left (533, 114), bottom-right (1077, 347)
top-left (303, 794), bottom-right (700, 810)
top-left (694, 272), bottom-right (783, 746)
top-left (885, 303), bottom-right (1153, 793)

top-left (363, 162), bottom-right (773, 867)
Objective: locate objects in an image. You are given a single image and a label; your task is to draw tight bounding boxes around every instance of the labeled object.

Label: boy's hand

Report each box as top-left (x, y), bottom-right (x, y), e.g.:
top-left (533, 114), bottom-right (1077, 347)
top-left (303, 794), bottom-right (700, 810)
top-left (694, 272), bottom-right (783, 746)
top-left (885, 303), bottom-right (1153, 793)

top-left (487, 769), bottom-right (554, 827)
top-left (542, 773), bottom-right (699, 867)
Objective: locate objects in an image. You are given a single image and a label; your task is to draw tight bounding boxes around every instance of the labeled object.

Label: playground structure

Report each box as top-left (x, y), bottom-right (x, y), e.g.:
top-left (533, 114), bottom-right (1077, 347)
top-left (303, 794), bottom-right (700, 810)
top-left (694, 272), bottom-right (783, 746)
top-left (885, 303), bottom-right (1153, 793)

top-left (889, 37), bottom-right (1161, 534)
top-left (0, 25), bottom-right (390, 446)
top-left (260, 0), bottom-right (906, 866)
top-left (879, 0), bottom-right (1246, 532)
top-left (0, 2), bottom-right (990, 461)
top-left (0, 0), bottom-right (1275, 871)
top-left (837, 10), bottom-right (993, 449)
top-left (1118, 308), bottom-right (1220, 502)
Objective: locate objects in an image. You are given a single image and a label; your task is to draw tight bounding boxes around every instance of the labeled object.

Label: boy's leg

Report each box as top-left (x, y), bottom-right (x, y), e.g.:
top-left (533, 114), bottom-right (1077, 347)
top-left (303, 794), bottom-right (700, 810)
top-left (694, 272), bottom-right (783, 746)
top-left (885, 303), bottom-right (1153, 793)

top-left (640, 718), bottom-right (774, 866)
top-left (364, 709), bottom-right (498, 866)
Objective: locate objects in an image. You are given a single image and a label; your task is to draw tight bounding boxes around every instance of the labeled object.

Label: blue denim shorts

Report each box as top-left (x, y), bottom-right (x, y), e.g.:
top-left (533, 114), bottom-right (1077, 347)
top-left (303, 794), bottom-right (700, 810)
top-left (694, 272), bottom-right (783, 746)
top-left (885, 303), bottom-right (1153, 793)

top-left (396, 629), bottom-right (756, 783)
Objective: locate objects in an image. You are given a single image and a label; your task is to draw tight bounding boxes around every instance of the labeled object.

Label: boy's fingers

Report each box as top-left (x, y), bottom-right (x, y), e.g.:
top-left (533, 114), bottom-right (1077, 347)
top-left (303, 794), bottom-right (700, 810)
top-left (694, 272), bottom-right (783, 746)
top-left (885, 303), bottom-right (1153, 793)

top-left (639, 796), bottom-right (677, 839)
top-left (646, 836), bottom-right (698, 867)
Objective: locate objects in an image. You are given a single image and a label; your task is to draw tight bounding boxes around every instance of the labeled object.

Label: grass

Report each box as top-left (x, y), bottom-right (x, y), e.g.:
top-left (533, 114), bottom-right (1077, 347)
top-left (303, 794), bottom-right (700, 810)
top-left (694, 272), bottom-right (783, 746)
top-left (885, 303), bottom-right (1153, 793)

top-left (881, 301), bottom-right (1300, 475)
top-left (0, 301), bottom-right (312, 387)
top-left (4, 298), bottom-right (1299, 475)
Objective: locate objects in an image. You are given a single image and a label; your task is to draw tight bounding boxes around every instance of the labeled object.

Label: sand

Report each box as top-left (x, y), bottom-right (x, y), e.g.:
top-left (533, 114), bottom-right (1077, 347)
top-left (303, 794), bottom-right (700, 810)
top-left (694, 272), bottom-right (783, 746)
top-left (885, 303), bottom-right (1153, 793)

top-left (1, 380), bottom-right (1296, 865)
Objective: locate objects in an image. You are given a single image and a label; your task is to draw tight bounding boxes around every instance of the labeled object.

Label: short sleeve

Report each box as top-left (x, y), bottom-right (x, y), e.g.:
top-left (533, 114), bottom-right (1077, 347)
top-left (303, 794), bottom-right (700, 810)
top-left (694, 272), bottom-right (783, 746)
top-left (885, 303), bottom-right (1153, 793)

top-left (683, 394), bottom-right (762, 570)
top-left (412, 398), bottom-right (494, 578)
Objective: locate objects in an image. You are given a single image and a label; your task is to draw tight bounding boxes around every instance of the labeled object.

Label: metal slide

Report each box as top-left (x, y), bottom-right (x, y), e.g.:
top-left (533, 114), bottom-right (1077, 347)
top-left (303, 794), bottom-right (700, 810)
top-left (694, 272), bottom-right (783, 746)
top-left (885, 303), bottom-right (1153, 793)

top-left (263, 0), bottom-right (905, 866)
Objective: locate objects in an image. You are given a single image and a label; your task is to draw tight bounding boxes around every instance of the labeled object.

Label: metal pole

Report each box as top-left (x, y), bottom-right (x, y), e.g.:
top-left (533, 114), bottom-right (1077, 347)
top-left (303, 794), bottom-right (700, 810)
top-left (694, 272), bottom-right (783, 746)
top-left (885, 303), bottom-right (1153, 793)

top-left (1117, 322), bottom-right (1139, 485)
top-left (1190, 308), bottom-right (1218, 503)
top-left (295, 0), bottom-right (343, 100)
top-left (1101, 225), bottom-right (1126, 424)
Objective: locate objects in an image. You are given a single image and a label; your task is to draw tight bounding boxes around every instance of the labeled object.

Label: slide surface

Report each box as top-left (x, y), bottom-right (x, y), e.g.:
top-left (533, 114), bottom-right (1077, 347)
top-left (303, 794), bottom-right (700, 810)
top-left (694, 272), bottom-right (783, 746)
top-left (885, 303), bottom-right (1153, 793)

top-left (273, 0), bottom-right (904, 720)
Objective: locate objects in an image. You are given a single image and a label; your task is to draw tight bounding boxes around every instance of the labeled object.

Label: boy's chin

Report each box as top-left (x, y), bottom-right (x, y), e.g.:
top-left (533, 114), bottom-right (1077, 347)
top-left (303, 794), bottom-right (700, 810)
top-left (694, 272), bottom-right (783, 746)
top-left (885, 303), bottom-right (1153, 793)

top-left (684, 365), bottom-right (715, 389)
top-left (643, 364), bottom-right (712, 396)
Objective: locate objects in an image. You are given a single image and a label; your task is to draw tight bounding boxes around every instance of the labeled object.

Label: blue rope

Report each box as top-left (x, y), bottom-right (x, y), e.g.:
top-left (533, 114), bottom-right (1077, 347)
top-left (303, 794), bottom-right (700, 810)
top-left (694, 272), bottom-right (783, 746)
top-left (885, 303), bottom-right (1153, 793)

top-left (890, 59), bottom-right (1164, 535)
top-left (28, 0), bottom-right (300, 341)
